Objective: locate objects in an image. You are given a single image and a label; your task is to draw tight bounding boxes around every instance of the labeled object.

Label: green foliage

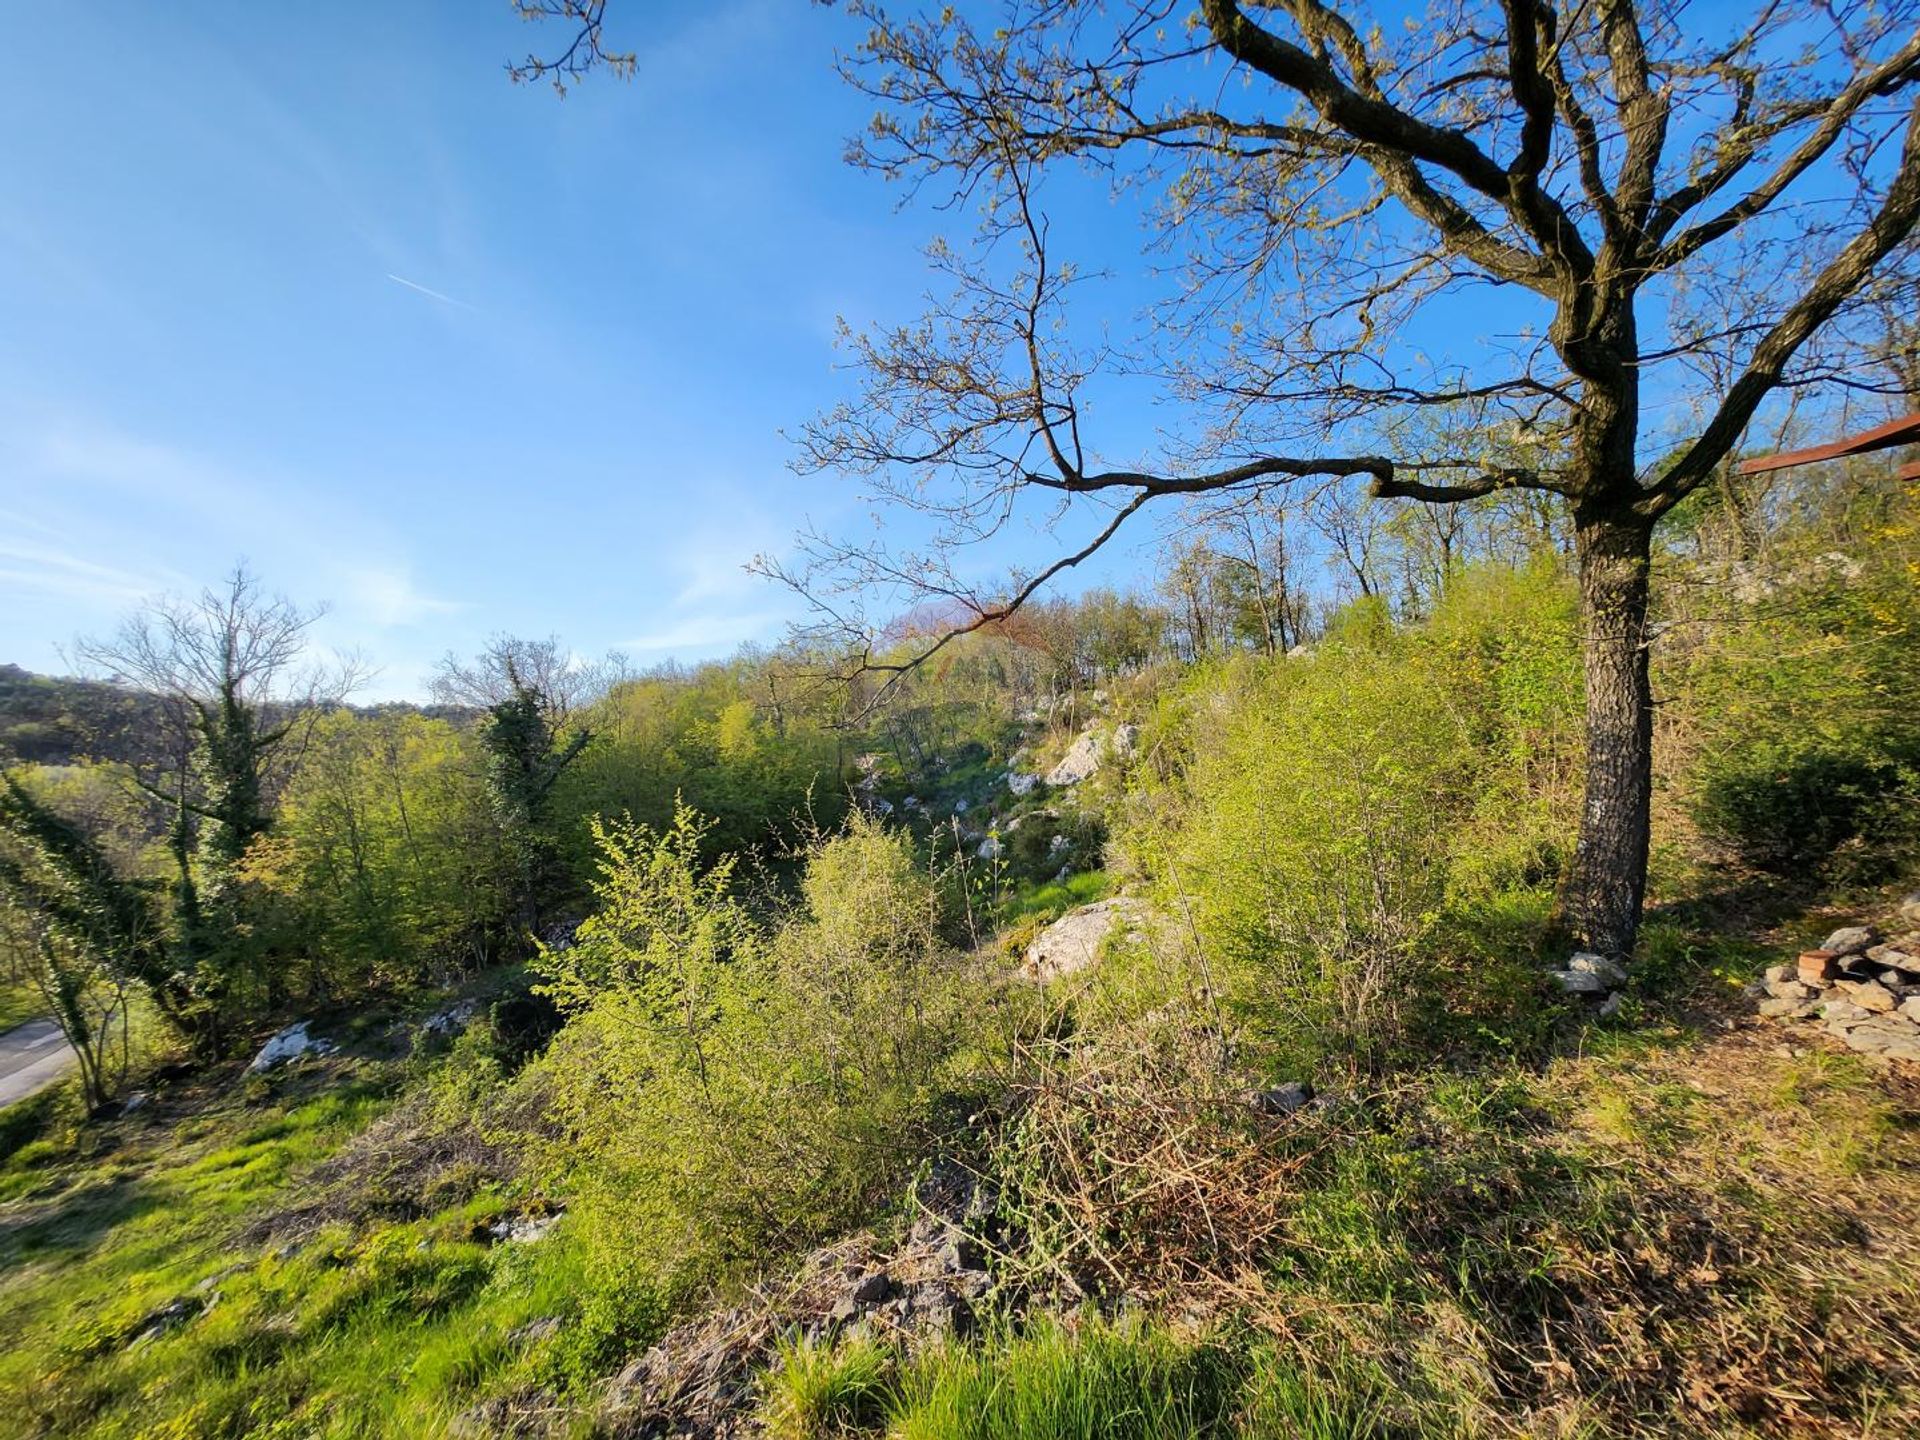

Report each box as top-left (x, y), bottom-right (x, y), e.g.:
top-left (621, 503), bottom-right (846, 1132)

top-left (526, 807), bottom-right (984, 1303)
top-left (0, 769), bottom-right (197, 1096)
top-left (759, 1316), bottom-right (1399, 1440)
top-left (1694, 741), bottom-right (1916, 876)
top-left (889, 1316), bottom-right (1241, 1440)
top-left (1131, 565), bottom-right (1581, 1074)
top-left (269, 709), bottom-right (511, 986)
top-left (553, 660), bottom-right (849, 872)
top-left (762, 1333), bottom-right (896, 1438)
top-left (1664, 466), bottom-right (1920, 879)
top-left (477, 677), bottom-right (592, 927)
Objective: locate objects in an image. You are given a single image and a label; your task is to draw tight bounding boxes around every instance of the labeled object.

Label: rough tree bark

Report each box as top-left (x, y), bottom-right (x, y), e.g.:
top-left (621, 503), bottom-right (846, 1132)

top-left (1566, 506), bottom-right (1656, 956)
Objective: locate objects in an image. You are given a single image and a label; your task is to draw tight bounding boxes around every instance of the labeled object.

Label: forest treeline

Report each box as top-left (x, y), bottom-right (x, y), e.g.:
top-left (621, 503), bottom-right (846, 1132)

top-left (2, 444), bottom-right (1916, 1111)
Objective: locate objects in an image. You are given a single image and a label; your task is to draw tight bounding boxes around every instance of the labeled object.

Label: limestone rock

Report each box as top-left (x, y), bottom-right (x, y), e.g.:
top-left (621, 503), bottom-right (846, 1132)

top-left (1899, 997), bottom-right (1920, 1024)
top-left (1758, 997), bottom-right (1818, 1020)
top-left (1844, 980), bottom-right (1898, 1014)
top-left (1843, 1018), bottom-right (1920, 1062)
top-left (511, 1316), bottom-right (563, 1347)
top-left (128, 1297), bottom-right (203, 1349)
top-left (1866, 944), bottom-right (1919, 973)
top-left (247, 1021), bottom-right (336, 1074)
top-left (936, 1235), bottom-right (985, 1273)
top-left (1569, 952), bottom-right (1629, 986)
top-left (420, 999), bottom-right (479, 1044)
top-left (1763, 964), bottom-right (1790, 985)
top-left (1899, 892), bottom-right (1920, 926)
top-left (1249, 1081), bottom-right (1313, 1117)
top-left (1022, 898), bottom-right (1155, 981)
top-left (488, 1212), bottom-right (560, 1244)
top-left (1820, 926), bottom-right (1878, 958)
top-left (1007, 771), bottom-right (1039, 798)
top-left (1045, 729), bottom-right (1107, 786)
top-left (1765, 978), bottom-right (1813, 1001)
top-left (1552, 968), bottom-right (1610, 995)
top-left (1819, 999), bottom-right (1873, 1027)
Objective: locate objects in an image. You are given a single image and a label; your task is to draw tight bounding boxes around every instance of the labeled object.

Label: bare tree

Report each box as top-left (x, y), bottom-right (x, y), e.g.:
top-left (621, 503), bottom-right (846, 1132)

top-left (522, 2), bottom-right (1920, 960)
top-left (74, 564), bottom-right (358, 871)
top-left (430, 633), bottom-right (622, 729)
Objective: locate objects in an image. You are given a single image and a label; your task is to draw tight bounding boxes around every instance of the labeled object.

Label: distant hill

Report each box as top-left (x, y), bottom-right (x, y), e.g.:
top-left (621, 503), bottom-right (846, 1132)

top-left (0, 664), bottom-right (476, 771)
top-left (0, 663), bottom-right (179, 770)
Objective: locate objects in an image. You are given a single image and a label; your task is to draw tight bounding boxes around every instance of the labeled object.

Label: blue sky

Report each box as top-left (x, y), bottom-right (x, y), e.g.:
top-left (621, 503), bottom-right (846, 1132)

top-left (1, 0), bottom-right (990, 699)
top-left (0, 1), bottom-right (1879, 700)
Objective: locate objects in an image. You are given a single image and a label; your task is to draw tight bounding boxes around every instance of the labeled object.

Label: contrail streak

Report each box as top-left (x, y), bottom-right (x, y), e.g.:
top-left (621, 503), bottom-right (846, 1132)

top-left (385, 273), bottom-right (473, 309)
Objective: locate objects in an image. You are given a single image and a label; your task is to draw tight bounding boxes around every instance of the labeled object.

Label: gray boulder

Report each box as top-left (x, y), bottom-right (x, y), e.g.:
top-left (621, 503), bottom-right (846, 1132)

top-left (420, 999), bottom-right (480, 1044)
top-left (1568, 952), bottom-right (1628, 986)
top-left (1021, 897), bottom-right (1155, 981)
top-left (1844, 980), bottom-right (1898, 1014)
top-left (1045, 729), bottom-right (1107, 786)
top-left (1843, 1018), bottom-right (1920, 1062)
top-left (489, 1212), bottom-right (560, 1244)
top-left (1249, 1081), bottom-right (1313, 1117)
top-left (1821, 926), bottom-right (1878, 957)
top-left (1819, 999), bottom-right (1873, 1027)
top-left (936, 1235), bottom-right (985, 1273)
top-left (1551, 969), bottom-right (1610, 995)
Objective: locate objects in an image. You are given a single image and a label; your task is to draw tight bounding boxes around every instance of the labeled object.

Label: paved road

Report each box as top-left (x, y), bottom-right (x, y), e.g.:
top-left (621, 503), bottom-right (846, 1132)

top-left (0, 1018), bottom-right (75, 1108)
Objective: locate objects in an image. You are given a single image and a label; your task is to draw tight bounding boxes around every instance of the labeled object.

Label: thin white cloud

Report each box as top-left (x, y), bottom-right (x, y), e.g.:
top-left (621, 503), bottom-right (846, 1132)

top-left (0, 535), bottom-right (178, 606)
top-left (385, 272), bottom-right (472, 310)
top-left (344, 566), bottom-right (466, 628)
top-left (615, 610), bottom-right (787, 654)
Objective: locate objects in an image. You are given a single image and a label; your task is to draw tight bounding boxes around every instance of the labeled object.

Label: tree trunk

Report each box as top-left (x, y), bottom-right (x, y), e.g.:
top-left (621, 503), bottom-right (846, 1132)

top-left (1561, 506), bottom-right (1656, 960)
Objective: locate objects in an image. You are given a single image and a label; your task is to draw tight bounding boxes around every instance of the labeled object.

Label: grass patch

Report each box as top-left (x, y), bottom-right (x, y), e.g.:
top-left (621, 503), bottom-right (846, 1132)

top-left (757, 1316), bottom-right (1411, 1440)
top-left (0, 1052), bottom-right (579, 1439)
top-left (997, 868), bottom-right (1112, 927)
top-left (0, 973), bottom-right (47, 1032)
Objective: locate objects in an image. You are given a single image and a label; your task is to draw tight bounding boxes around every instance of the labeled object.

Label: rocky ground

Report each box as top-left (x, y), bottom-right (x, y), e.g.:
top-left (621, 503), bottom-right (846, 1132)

top-left (1751, 892), bottom-right (1920, 1063)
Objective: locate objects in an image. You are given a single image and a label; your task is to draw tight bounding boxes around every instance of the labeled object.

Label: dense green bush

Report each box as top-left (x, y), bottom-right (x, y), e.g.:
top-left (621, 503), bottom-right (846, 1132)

top-left (1664, 466), bottom-right (1920, 879)
top-left (522, 806), bottom-right (989, 1303)
top-left (1694, 740), bottom-right (1917, 874)
top-left (1128, 565), bottom-right (1581, 1075)
top-left (267, 709), bottom-right (513, 986)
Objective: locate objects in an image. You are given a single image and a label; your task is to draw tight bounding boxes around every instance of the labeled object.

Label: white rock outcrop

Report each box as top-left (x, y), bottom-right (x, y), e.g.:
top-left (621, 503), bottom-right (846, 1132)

top-left (1046, 729), bottom-right (1106, 786)
top-left (247, 1021), bottom-right (336, 1074)
top-left (1021, 898), bottom-right (1156, 982)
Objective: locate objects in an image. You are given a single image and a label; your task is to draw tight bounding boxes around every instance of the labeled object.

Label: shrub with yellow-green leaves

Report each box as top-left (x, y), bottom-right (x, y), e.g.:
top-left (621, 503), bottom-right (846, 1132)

top-left (523, 804), bottom-right (988, 1325)
top-left (1126, 565), bottom-right (1583, 1076)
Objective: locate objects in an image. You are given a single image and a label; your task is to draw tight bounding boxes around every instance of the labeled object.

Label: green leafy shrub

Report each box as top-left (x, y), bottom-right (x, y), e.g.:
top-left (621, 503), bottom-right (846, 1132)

top-left (1133, 566), bottom-right (1580, 1074)
top-left (1694, 740), bottom-right (1916, 875)
top-left (1664, 473), bottom-right (1920, 879)
top-left (524, 805), bottom-right (986, 1308)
